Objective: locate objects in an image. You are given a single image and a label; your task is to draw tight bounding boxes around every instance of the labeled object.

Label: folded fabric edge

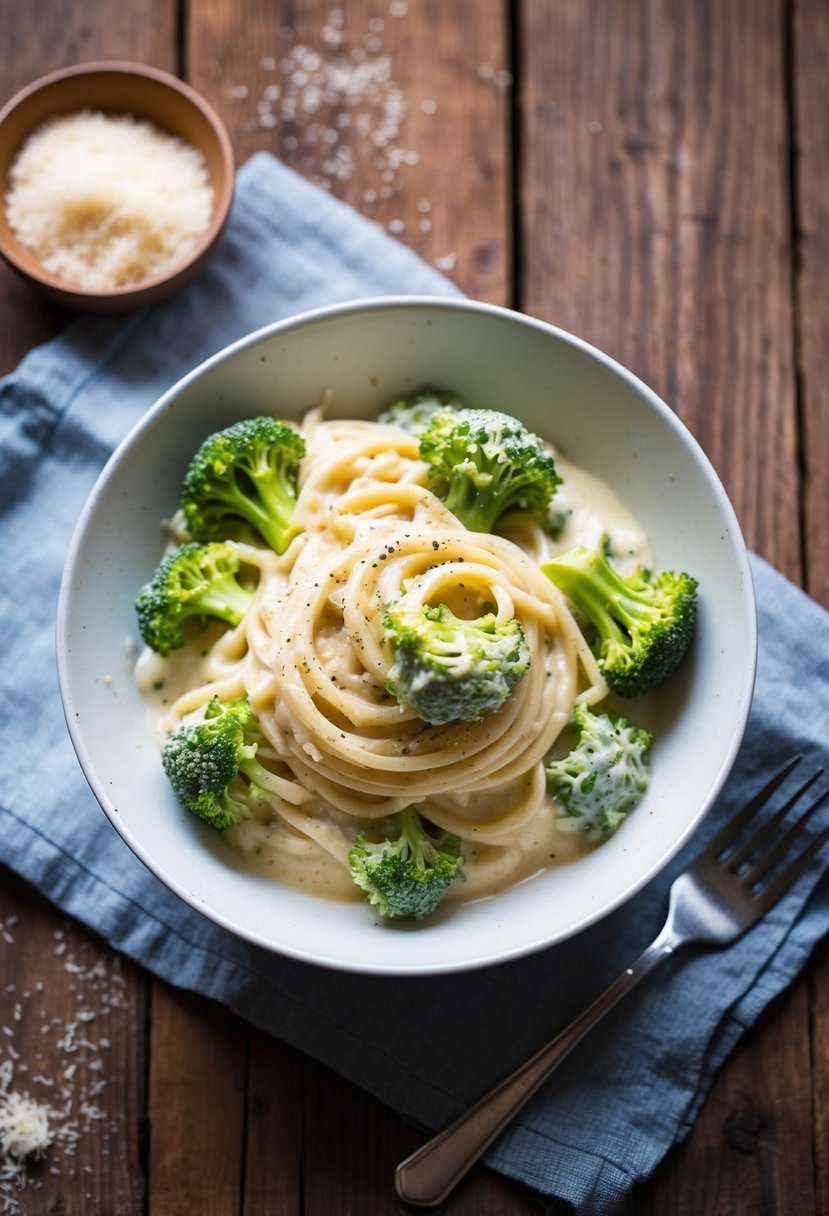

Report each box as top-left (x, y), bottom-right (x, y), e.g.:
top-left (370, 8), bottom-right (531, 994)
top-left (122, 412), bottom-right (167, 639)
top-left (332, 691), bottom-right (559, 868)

top-left (0, 149), bottom-right (460, 435)
top-left (484, 871), bottom-right (829, 1207)
top-left (673, 881), bottom-right (827, 1138)
top-left (6, 788), bottom-right (829, 1212)
top-left (490, 1121), bottom-right (635, 1215)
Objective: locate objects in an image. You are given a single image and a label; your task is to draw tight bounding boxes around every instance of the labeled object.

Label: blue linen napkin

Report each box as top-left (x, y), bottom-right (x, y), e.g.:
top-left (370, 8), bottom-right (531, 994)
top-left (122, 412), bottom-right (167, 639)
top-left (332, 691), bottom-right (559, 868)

top-left (1, 151), bottom-right (828, 1215)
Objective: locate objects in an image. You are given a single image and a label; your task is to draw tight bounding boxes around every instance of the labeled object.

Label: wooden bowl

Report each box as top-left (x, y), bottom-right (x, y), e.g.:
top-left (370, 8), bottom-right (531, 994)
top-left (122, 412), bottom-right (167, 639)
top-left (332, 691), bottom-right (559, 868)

top-left (0, 62), bottom-right (235, 310)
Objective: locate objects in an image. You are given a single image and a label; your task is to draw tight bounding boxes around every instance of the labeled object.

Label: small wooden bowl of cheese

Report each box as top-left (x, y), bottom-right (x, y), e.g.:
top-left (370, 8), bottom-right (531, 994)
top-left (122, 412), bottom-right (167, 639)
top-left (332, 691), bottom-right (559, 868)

top-left (0, 61), bottom-right (234, 310)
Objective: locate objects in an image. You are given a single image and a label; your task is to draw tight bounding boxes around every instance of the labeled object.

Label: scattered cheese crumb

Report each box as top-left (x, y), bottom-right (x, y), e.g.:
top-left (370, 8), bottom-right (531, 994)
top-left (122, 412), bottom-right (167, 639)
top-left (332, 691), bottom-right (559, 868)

top-left (1, 923), bottom-right (126, 1213)
top-left (0, 1061), bottom-right (54, 1202)
top-left (0, 1066), bottom-right (52, 1163)
top-left (5, 110), bottom-right (215, 292)
top-left (234, 7), bottom-right (417, 204)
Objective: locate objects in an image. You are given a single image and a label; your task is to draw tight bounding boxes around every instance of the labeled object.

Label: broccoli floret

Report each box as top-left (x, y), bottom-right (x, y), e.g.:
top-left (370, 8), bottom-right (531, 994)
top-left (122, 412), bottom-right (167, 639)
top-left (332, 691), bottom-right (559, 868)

top-left (349, 807), bottom-right (465, 920)
top-left (384, 600), bottom-right (530, 725)
top-left (162, 695), bottom-right (286, 830)
top-left (377, 388), bottom-right (461, 436)
top-left (546, 703), bottom-right (653, 840)
top-left (181, 415), bottom-right (305, 553)
top-left (418, 406), bottom-right (560, 533)
top-left (542, 544), bottom-right (698, 696)
top-left (135, 541), bottom-right (254, 656)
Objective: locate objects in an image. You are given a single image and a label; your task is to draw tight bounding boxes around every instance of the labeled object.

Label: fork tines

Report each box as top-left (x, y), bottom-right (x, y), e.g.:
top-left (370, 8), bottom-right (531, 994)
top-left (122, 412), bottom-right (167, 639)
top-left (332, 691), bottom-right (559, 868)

top-left (707, 757), bottom-right (829, 902)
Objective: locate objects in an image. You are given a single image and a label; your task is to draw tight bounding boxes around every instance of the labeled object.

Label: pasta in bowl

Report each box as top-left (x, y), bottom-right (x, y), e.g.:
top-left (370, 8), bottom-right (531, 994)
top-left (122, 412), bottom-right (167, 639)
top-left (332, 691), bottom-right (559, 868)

top-left (57, 298), bottom-right (756, 973)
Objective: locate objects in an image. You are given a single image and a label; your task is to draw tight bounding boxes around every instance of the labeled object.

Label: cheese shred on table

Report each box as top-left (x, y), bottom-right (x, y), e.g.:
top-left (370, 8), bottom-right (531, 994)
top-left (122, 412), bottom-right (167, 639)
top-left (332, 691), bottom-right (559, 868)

top-left (5, 109), bottom-right (215, 290)
top-left (0, 1061), bottom-right (52, 1191)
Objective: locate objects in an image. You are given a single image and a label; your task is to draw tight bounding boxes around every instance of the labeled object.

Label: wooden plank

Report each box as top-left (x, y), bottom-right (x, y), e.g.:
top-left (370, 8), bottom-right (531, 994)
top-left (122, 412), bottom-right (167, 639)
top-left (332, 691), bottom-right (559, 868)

top-left (242, 1033), bottom-right (303, 1216)
top-left (0, 0), bottom-right (177, 96)
top-left (793, 3), bottom-right (829, 1214)
top-left (0, 0), bottom-right (178, 371)
top-left (300, 1055), bottom-right (543, 1216)
top-left (0, 867), bottom-right (147, 1216)
top-left (520, 2), bottom-right (813, 1213)
top-left (809, 941), bottom-right (829, 1215)
top-left (302, 1056), bottom-right (420, 1215)
top-left (147, 982), bottom-right (246, 1216)
top-left (444, 1166), bottom-right (547, 1215)
top-left (520, 0), bottom-right (800, 582)
top-left (0, 5), bottom-right (174, 1215)
top-left (637, 977), bottom-right (816, 1213)
top-left (792, 0), bottom-right (829, 611)
top-left (187, 0), bottom-right (510, 302)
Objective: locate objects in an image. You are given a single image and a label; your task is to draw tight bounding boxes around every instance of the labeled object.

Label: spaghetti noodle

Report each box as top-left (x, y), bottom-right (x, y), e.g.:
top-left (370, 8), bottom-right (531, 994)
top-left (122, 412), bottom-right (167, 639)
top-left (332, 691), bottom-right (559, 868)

top-left (136, 407), bottom-right (651, 907)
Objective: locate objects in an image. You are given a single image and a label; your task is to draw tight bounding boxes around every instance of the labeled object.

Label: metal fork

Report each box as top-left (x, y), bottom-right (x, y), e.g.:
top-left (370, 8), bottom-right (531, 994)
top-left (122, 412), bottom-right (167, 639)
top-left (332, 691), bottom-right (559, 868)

top-left (395, 757), bottom-right (829, 1210)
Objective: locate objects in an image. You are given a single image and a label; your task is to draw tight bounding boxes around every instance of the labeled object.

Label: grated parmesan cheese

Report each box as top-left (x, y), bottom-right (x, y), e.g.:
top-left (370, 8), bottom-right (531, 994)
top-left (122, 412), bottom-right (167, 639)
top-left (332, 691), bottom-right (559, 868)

top-left (5, 109), bottom-right (215, 291)
top-left (1, 922), bottom-right (126, 1213)
top-left (0, 1064), bottom-right (52, 1163)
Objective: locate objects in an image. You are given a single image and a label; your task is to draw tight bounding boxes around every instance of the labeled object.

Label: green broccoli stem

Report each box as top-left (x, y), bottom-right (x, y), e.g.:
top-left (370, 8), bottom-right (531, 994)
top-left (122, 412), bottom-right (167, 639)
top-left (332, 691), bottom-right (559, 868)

top-left (238, 747), bottom-right (291, 799)
top-left (442, 456), bottom-right (525, 533)
top-left (545, 547), bottom-right (658, 643)
top-left (443, 478), bottom-right (499, 533)
top-left (211, 477), bottom-right (297, 554)
top-left (193, 576), bottom-right (254, 624)
top-left (398, 805), bottom-right (436, 863)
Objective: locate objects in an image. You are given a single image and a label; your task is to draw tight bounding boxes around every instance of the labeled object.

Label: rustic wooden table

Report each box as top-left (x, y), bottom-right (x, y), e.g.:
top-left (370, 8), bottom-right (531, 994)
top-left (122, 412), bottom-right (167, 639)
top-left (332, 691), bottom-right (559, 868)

top-left (2, 2), bottom-right (828, 1212)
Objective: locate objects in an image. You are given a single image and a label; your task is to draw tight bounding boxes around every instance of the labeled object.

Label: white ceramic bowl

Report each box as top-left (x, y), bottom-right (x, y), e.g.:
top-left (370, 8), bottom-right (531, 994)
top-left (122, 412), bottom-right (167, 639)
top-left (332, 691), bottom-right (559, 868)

top-left (57, 297), bottom-right (757, 975)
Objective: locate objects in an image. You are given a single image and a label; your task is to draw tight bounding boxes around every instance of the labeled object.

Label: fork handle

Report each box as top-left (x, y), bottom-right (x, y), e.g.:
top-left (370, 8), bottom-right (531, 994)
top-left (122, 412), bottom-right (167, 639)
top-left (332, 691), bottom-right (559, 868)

top-left (395, 926), bottom-right (681, 1210)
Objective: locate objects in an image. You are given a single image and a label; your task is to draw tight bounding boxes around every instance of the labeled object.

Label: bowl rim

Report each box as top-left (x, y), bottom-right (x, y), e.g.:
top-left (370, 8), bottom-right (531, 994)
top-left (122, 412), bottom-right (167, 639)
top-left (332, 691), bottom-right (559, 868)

top-left (56, 295), bottom-right (759, 974)
top-left (0, 60), bottom-right (235, 304)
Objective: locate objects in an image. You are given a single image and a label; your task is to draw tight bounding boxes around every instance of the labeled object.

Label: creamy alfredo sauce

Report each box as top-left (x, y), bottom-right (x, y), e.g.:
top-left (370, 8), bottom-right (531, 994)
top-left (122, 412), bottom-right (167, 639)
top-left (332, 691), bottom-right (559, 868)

top-left (135, 444), bottom-right (652, 907)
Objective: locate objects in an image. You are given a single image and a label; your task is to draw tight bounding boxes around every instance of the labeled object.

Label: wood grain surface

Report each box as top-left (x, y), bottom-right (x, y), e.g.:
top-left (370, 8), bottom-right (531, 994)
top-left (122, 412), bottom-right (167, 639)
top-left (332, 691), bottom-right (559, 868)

top-left (1, 2), bottom-right (827, 1214)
